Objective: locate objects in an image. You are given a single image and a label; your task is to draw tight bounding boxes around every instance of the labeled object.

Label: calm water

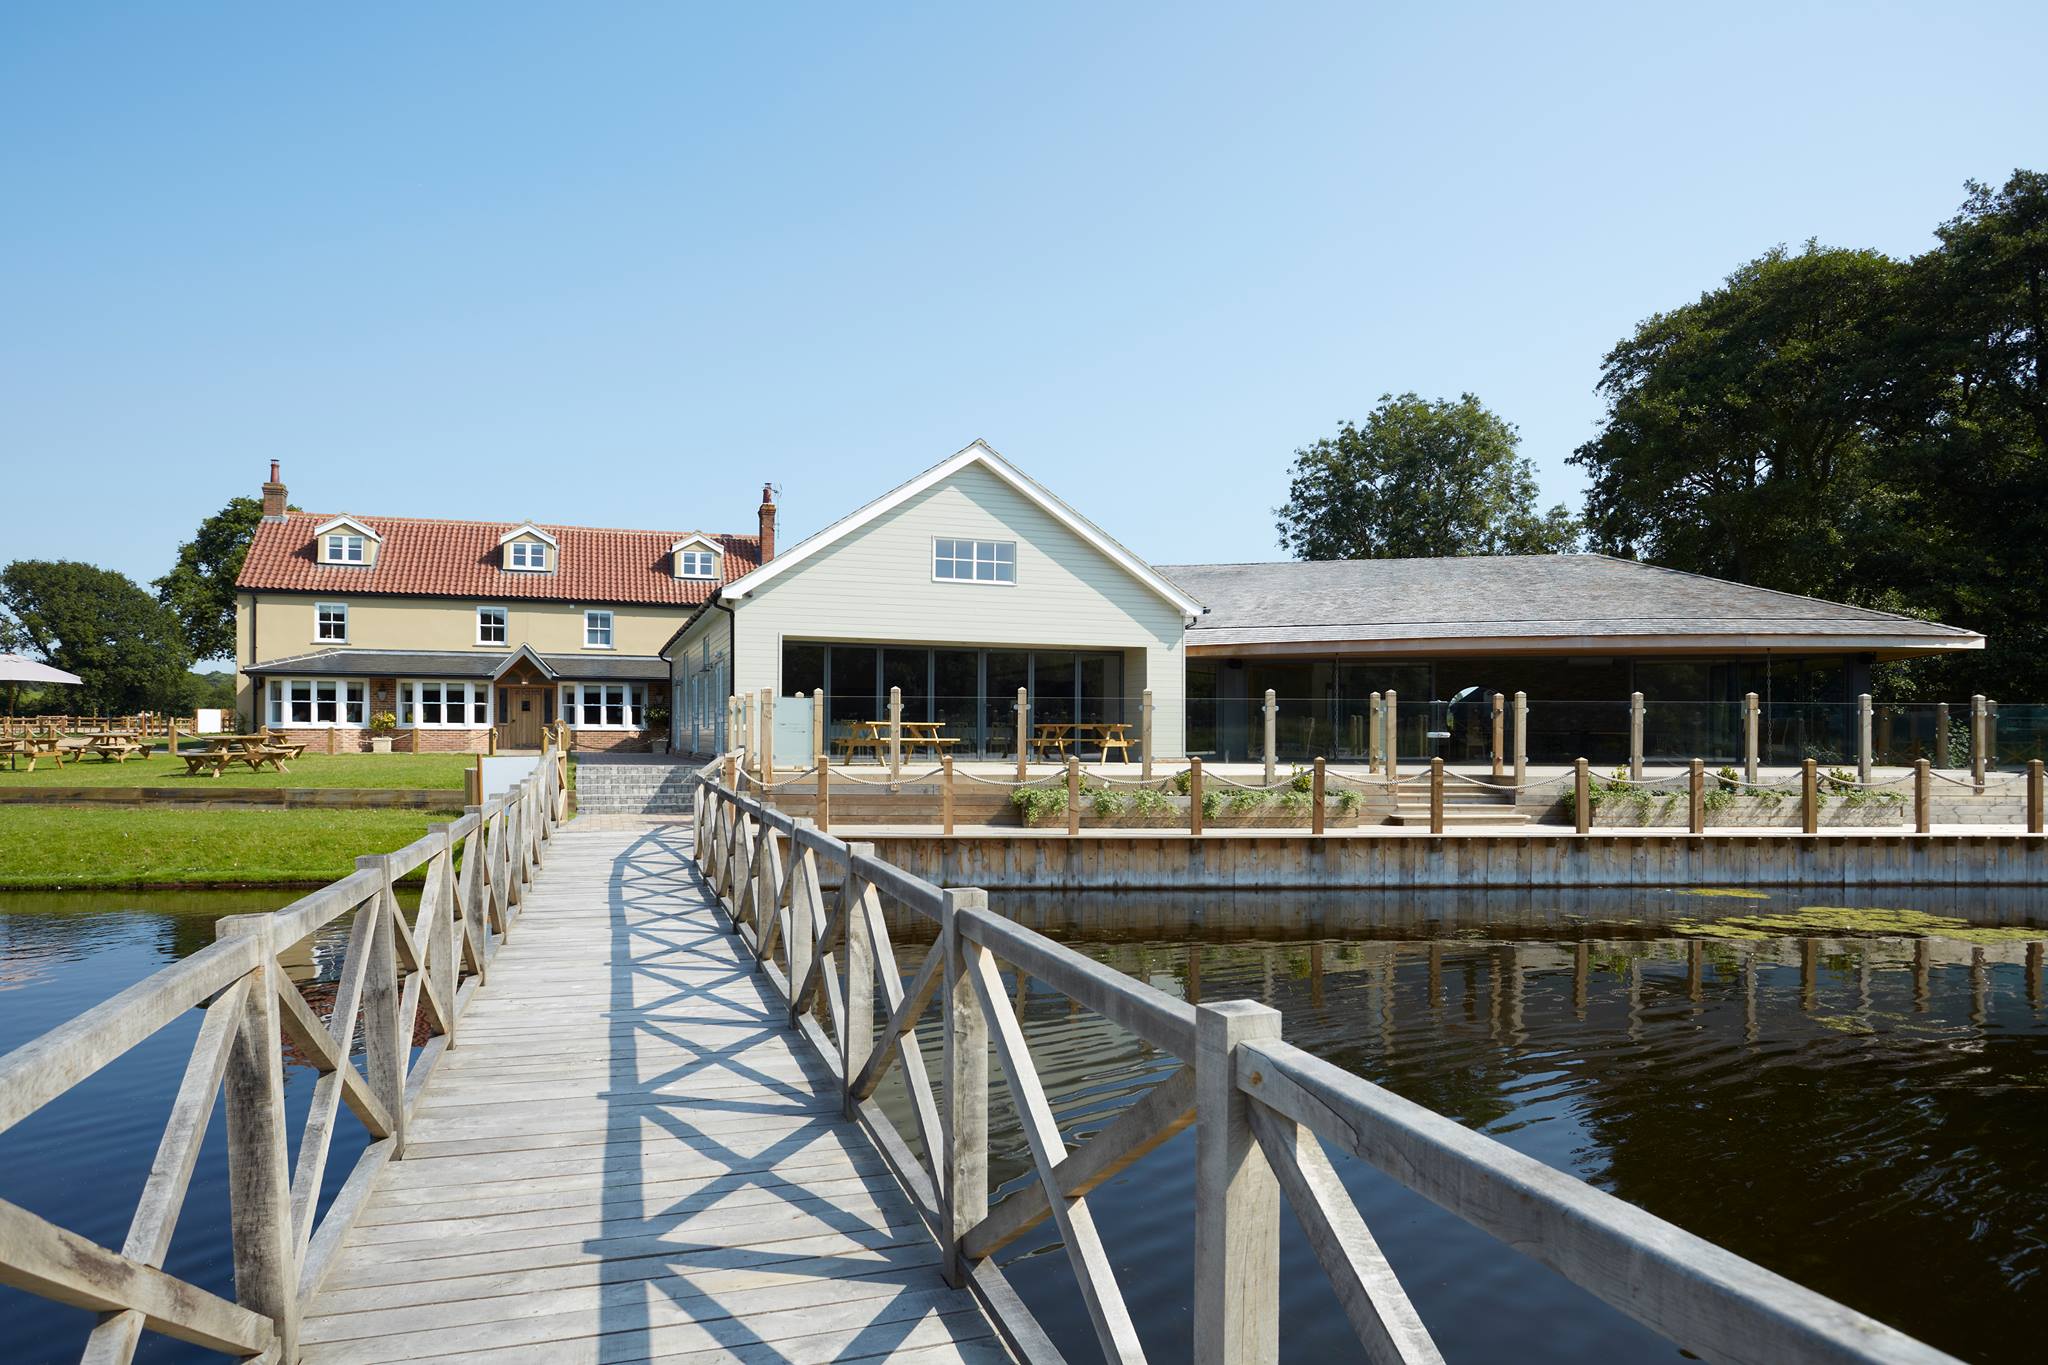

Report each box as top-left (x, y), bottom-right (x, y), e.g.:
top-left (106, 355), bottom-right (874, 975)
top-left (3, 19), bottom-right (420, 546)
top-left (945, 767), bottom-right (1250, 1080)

top-left (2, 886), bottom-right (2044, 1362)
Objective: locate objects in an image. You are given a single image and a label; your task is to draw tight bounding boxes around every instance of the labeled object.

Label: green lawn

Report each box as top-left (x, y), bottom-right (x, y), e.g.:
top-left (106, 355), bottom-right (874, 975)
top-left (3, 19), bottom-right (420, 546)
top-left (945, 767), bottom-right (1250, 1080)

top-left (0, 752), bottom-right (475, 790)
top-left (0, 807), bottom-right (456, 888)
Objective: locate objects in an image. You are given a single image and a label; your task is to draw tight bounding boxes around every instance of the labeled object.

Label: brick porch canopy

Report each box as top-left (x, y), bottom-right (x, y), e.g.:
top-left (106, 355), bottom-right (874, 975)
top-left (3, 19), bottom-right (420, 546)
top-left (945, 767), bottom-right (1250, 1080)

top-left (243, 648), bottom-right (669, 682)
top-left (1161, 555), bottom-right (1984, 660)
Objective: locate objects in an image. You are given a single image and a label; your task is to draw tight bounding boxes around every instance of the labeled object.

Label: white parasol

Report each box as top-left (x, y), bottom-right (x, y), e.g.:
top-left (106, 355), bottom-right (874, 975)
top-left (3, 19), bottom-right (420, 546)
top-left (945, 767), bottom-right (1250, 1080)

top-left (0, 653), bottom-right (82, 686)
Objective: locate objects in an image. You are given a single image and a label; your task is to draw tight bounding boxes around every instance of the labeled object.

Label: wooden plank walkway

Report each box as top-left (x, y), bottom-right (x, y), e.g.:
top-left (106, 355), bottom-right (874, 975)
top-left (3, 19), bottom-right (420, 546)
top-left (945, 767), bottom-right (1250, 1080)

top-left (299, 821), bottom-right (1006, 1364)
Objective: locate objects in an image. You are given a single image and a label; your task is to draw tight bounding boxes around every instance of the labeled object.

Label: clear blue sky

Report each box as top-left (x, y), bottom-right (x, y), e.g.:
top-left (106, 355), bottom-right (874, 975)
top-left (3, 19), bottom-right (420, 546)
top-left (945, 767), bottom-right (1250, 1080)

top-left (5, 2), bottom-right (2044, 612)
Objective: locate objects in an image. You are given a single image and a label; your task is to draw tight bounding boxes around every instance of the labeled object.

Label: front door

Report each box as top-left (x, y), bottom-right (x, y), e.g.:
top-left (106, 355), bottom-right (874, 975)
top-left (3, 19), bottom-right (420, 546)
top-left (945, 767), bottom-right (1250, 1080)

top-left (506, 688), bottom-right (544, 748)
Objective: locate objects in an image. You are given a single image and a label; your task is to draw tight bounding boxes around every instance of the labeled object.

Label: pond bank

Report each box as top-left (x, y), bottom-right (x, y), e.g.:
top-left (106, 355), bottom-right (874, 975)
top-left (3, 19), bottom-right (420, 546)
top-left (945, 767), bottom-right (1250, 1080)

top-left (0, 806), bottom-right (455, 889)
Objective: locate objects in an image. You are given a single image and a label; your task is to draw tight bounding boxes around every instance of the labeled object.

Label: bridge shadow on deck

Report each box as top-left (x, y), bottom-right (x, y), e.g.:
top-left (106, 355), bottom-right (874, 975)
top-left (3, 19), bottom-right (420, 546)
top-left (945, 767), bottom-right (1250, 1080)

top-left (589, 824), bottom-right (989, 1363)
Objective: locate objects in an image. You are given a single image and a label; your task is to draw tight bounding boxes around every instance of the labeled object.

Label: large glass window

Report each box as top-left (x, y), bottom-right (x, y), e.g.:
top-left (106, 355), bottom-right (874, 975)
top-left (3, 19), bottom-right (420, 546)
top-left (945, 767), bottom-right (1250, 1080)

top-left (399, 681), bottom-right (490, 728)
top-left (782, 642), bottom-right (826, 698)
top-left (558, 683), bottom-right (647, 730)
top-left (882, 648), bottom-right (929, 721)
top-left (826, 646), bottom-right (878, 728)
top-left (267, 678), bottom-right (365, 727)
top-left (984, 651), bottom-right (1029, 759)
top-left (933, 538), bottom-right (1016, 583)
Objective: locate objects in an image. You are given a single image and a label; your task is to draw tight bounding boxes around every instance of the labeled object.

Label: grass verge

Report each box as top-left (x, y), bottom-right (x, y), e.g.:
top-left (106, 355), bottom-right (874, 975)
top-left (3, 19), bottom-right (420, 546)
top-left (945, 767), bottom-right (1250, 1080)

top-left (0, 752), bottom-right (475, 790)
top-left (0, 806), bottom-right (458, 889)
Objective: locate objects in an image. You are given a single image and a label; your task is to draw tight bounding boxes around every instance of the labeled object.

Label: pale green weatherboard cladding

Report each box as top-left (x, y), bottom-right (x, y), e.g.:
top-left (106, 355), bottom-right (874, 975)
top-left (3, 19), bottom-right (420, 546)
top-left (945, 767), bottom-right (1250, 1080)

top-left (671, 462), bottom-right (1189, 756)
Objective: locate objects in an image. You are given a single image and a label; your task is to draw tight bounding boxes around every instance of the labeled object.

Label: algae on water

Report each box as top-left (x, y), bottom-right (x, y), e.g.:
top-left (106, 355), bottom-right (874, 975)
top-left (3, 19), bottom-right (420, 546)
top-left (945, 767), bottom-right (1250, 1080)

top-left (1672, 905), bottom-right (2047, 944)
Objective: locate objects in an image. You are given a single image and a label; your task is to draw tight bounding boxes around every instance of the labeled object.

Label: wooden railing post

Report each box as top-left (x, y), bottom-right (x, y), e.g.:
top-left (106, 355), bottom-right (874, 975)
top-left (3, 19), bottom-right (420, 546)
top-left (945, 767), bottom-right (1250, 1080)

top-left (811, 689), bottom-right (825, 769)
top-left (214, 917), bottom-right (298, 1360)
top-left (1744, 691), bottom-right (1760, 786)
top-left (2030, 760), bottom-right (2044, 835)
top-left (1429, 757), bottom-right (1444, 835)
top-left (942, 755), bottom-right (955, 835)
top-left (1915, 758), bottom-right (1932, 833)
top-left (1382, 688), bottom-right (1397, 782)
top-left (1015, 687), bottom-right (1028, 780)
top-left (1935, 701), bottom-right (1951, 768)
top-left (1512, 690), bottom-right (1527, 792)
top-left (1630, 691), bottom-right (1645, 781)
top-left (1801, 758), bottom-right (1819, 834)
top-left (1689, 758), bottom-right (1705, 834)
top-left (842, 842), bottom-right (875, 1119)
top-left (1368, 691), bottom-right (1382, 769)
top-left (1971, 694), bottom-right (1987, 794)
top-left (1490, 693), bottom-right (1504, 778)
top-left (889, 685), bottom-right (903, 780)
top-left (760, 689), bottom-right (775, 791)
top-left (1262, 689), bottom-right (1277, 787)
top-left (941, 887), bottom-right (989, 1288)
top-left (1190, 756), bottom-right (1205, 836)
top-left (1857, 693), bottom-right (1873, 784)
top-left (1141, 687), bottom-right (1155, 782)
top-left (1193, 998), bottom-right (1281, 1365)
top-left (355, 855), bottom-right (407, 1155)
top-left (1574, 758), bottom-right (1590, 834)
top-left (1066, 756), bottom-right (1081, 836)
top-left (815, 755), bottom-right (830, 832)
top-left (1311, 757), bottom-right (1326, 835)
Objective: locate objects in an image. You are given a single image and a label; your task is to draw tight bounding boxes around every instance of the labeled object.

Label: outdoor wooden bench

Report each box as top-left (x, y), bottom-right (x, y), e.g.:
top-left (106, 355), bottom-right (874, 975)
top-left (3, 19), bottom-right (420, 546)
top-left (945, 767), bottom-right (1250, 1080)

top-left (265, 740), bottom-right (309, 761)
top-left (82, 739), bottom-right (146, 763)
top-left (182, 750), bottom-right (233, 778)
top-left (239, 745), bottom-right (293, 773)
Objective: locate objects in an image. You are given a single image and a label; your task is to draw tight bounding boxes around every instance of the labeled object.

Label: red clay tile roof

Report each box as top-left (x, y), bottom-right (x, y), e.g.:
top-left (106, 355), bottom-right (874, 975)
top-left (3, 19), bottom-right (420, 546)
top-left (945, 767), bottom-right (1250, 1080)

top-left (237, 513), bottom-right (758, 607)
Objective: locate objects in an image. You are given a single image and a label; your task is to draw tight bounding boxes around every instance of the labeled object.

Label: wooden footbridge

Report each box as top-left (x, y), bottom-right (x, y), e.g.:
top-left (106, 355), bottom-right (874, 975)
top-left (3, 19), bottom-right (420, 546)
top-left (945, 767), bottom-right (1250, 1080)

top-left (0, 746), bottom-right (1961, 1363)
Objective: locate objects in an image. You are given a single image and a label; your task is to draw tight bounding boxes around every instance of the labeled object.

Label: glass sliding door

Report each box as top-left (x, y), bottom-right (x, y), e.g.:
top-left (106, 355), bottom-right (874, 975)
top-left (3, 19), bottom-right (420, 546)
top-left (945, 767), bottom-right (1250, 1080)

top-left (933, 650), bottom-right (982, 756)
top-left (1033, 653), bottom-right (1076, 731)
top-left (985, 651), bottom-right (1028, 760)
top-left (882, 648), bottom-right (930, 722)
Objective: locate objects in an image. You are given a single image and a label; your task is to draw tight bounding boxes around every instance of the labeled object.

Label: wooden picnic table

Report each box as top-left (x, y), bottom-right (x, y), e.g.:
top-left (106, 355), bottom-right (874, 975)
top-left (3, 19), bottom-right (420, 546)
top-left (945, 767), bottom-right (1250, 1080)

top-left (1030, 721), bottom-right (1136, 762)
top-left (1, 733), bottom-right (69, 772)
top-left (180, 738), bottom-right (297, 776)
top-left (831, 719), bottom-right (963, 763)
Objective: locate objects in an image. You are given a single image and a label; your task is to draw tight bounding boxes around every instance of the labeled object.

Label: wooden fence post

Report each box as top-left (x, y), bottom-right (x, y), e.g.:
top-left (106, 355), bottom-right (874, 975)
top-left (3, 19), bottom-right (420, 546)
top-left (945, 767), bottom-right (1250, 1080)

top-left (464, 757), bottom-right (483, 808)
top-left (1512, 690), bottom-right (1528, 792)
top-left (1491, 693), bottom-right (1504, 778)
top-left (760, 688), bottom-right (775, 790)
top-left (1262, 689), bottom-right (1277, 787)
top-left (812, 689), bottom-right (825, 769)
top-left (1015, 687), bottom-right (1028, 781)
top-left (1429, 756), bottom-right (1444, 835)
top-left (1190, 756), bottom-right (1205, 835)
top-left (1574, 758), bottom-right (1590, 834)
top-left (815, 755), bottom-right (830, 833)
top-left (842, 842), bottom-right (875, 1119)
top-left (1192, 999), bottom-right (1281, 1365)
top-left (1970, 695), bottom-right (1988, 794)
top-left (2030, 760), bottom-right (2044, 835)
top-left (1629, 691), bottom-right (1645, 781)
top-left (1689, 758), bottom-right (1705, 834)
top-left (1066, 756), bottom-right (1081, 836)
top-left (168, 723), bottom-right (179, 756)
top-left (1368, 691), bottom-right (1382, 769)
top-left (941, 887), bottom-right (989, 1287)
top-left (1141, 688), bottom-right (1155, 782)
top-left (1383, 688), bottom-right (1398, 782)
top-left (1935, 702), bottom-right (1950, 768)
top-left (214, 917), bottom-right (298, 1360)
top-left (1802, 758), bottom-right (1819, 834)
top-left (1311, 757), bottom-right (1326, 835)
top-left (1857, 693), bottom-right (1873, 783)
top-left (888, 686), bottom-right (903, 780)
top-left (1744, 692), bottom-right (1760, 786)
top-left (1915, 759), bottom-right (1931, 834)
top-left (942, 754), bottom-right (955, 835)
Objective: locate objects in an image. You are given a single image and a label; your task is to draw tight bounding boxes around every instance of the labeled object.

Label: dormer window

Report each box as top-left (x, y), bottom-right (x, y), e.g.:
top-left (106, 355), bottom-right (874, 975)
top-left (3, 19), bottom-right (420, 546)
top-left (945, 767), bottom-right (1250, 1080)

top-left (314, 517), bottom-right (380, 566)
top-left (497, 523), bottom-right (559, 573)
top-left (671, 534), bottom-right (722, 580)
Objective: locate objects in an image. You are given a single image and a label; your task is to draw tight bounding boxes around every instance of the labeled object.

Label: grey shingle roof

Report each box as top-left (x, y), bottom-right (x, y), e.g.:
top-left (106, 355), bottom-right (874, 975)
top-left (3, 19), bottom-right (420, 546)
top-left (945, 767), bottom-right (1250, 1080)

top-left (244, 649), bottom-right (669, 681)
top-left (1159, 555), bottom-right (1982, 651)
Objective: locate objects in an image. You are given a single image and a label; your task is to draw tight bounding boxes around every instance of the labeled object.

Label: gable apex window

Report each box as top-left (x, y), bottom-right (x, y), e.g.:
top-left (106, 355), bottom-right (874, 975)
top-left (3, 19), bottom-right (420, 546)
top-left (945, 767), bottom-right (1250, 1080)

top-left (585, 610), bottom-right (614, 649)
top-left (933, 537), bottom-right (1016, 584)
top-left (315, 602), bottom-right (349, 642)
top-left (477, 605), bottom-right (508, 645)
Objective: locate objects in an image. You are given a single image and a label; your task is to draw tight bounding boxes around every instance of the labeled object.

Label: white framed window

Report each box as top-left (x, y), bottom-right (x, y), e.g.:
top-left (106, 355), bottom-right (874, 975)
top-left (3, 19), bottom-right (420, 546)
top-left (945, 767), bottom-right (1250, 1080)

top-left (506, 540), bottom-right (548, 571)
top-left (584, 610), bottom-right (614, 648)
top-left (325, 533), bottom-right (366, 564)
top-left (397, 680), bottom-right (492, 728)
top-left (933, 537), bottom-right (1016, 584)
top-left (677, 549), bottom-right (718, 579)
top-left (558, 682), bottom-right (646, 731)
top-left (476, 605), bottom-right (508, 645)
top-left (265, 678), bottom-right (365, 728)
top-left (315, 602), bottom-right (348, 642)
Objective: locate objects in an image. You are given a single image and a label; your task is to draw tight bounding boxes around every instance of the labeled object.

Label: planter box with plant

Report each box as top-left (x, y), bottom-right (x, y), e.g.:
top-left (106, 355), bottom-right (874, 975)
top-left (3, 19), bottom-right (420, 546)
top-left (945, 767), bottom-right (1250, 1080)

top-left (368, 712), bottom-right (398, 754)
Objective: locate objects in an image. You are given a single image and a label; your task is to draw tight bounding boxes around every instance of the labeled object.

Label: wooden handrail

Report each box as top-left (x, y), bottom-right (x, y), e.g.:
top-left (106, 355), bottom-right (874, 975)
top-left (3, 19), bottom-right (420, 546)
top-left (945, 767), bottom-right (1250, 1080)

top-left (689, 772), bottom-right (1959, 1365)
top-left (0, 735), bottom-right (567, 1364)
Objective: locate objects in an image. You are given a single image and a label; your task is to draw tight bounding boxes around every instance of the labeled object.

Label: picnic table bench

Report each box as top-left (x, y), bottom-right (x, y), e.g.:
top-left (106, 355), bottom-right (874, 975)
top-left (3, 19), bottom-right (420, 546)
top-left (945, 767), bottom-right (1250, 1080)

top-left (831, 720), bottom-right (962, 762)
top-left (1, 734), bottom-right (68, 772)
top-left (1029, 721), bottom-right (1136, 762)
top-left (181, 743), bottom-right (296, 777)
top-left (79, 736), bottom-right (147, 763)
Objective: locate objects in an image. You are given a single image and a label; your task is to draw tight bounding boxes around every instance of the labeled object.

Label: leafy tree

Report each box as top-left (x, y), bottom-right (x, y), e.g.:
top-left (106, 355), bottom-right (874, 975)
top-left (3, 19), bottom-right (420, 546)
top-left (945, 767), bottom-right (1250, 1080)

top-left (155, 495), bottom-right (266, 663)
top-left (1569, 243), bottom-right (1905, 604)
top-left (1275, 393), bottom-right (1581, 559)
top-left (0, 561), bottom-right (194, 713)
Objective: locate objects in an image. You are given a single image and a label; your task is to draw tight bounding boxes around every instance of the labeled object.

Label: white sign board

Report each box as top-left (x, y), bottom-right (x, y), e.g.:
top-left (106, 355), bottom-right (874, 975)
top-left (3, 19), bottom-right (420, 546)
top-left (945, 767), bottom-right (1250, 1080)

top-left (479, 755), bottom-right (541, 800)
top-left (194, 709), bottom-right (225, 735)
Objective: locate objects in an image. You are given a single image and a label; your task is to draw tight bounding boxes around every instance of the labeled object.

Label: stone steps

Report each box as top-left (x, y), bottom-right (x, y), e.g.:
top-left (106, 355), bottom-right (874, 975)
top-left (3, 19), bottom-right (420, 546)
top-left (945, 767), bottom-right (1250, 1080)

top-left (572, 763), bottom-right (702, 815)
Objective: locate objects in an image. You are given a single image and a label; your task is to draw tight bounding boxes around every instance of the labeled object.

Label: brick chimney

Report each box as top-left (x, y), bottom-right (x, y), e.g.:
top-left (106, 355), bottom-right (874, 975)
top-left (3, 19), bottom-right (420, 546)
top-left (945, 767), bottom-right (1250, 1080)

top-left (260, 461), bottom-right (288, 520)
top-left (757, 482), bottom-right (777, 562)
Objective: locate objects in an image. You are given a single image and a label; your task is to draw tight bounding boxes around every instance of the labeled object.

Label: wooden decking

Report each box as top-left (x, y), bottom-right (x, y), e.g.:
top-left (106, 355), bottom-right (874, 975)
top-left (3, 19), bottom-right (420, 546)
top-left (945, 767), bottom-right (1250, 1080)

top-left (298, 822), bottom-right (1004, 1364)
